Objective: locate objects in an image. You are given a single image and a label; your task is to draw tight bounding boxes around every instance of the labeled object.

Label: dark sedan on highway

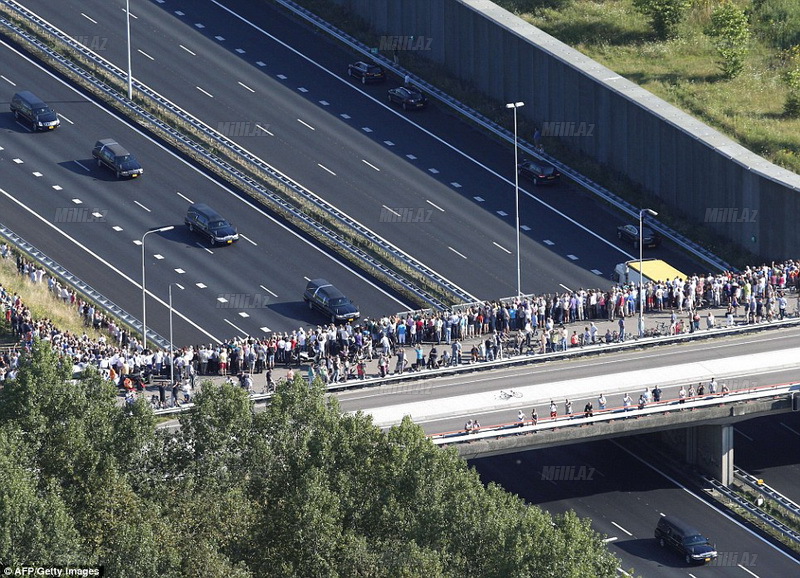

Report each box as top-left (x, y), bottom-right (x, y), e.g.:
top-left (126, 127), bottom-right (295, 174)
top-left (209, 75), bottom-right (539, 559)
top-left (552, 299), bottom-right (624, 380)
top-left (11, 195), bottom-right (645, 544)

top-left (347, 61), bottom-right (386, 84)
top-left (617, 224), bottom-right (661, 248)
top-left (387, 86), bottom-right (428, 110)
top-left (517, 159), bottom-right (561, 185)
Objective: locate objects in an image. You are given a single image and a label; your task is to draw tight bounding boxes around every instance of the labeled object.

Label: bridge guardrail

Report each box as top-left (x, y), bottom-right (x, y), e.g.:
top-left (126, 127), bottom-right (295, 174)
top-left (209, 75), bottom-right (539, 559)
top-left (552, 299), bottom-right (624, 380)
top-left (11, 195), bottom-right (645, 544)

top-left (0, 223), bottom-right (171, 350)
top-left (149, 317), bottom-right (800, 418)
top-left (0, 0), bottom-right (473, 309)
top-left (429, 381), bottom-right (797, 445)
top-left (735, 467), bottom-right (800, 524)
top-left (705, 473), bottom-right (800, 546)
top-left (274, 0), bottom-right (734, 273)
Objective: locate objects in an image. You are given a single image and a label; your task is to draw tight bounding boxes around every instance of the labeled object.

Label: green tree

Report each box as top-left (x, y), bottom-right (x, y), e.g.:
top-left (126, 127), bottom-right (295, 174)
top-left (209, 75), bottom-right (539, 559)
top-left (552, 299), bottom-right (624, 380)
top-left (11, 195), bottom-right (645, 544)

top-left (0, 428), bottom-right (85, 565)
top-left (632, 0), bottom-right (693, 39)
top-left (0, 345), bottom-right (620, 576)
top-left (705, 0), bottom-right (752, 79)
top-left (782, 45), bottom-right (800, 117)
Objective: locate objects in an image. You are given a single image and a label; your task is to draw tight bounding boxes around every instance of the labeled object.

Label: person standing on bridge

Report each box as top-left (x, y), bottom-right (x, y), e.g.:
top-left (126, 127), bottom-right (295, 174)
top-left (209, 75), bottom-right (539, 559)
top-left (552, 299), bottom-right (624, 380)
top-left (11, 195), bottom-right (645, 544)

top-left (678, 386), bottom-right (686, 405)
top-left (565, 399), bottom-right (573, 419)
top-left (598, 393), bottom-right (606, 411)
top-left (622, 392), bottom-right (632, 412)
top-left (549, 400), bottom-right (558, 419)
top-left (517, 410), bottom-right (526, 427)
top-left (652, 385), bottom-right (662, 403)
top-left (584, 401), bottom-right (593, 418)
top-left (531, 408), bottom-right (538, 426)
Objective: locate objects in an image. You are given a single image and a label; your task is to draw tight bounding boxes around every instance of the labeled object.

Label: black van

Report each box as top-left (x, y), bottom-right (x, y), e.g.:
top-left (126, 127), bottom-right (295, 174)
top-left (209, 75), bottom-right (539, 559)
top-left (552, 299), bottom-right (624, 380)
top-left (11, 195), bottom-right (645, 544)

top-left (10, 91), bottom-right (60, 130)
top-left (92, 138), bottom-right (143, 178)
top-left (654, 515), bottom-right (717, 565)
top-left (184, 203), bottom-right (238, 245)
top-left (303, 279), bottom-right (360, 324)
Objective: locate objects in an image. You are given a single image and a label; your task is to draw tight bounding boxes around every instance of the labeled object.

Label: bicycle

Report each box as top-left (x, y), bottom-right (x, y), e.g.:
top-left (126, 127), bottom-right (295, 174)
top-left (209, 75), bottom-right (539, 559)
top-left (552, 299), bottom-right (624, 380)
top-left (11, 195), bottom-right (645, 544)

top-left (498, 389), bottom-right (522, 400)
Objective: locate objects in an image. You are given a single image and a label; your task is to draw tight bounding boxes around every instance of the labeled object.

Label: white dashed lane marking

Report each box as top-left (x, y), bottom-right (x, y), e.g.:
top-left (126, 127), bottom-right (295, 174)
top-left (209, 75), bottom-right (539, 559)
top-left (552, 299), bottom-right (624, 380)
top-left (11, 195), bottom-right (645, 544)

top-left (134, 200), bottom-right (151, 212)
top-left (296, 118), bottom-right (315, 131)
top-left (449, 247), bottom-right (467, 259)
top-left (493, 242), bottom-right (511, 254)
top-left (611, 522), bottom-right (632, 536)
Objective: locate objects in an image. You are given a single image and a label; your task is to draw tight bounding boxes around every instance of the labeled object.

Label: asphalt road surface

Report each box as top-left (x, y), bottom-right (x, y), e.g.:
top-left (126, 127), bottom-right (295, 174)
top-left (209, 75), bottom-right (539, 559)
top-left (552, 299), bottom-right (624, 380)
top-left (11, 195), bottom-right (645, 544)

top-left (0, 38), bottom-right (408, 345)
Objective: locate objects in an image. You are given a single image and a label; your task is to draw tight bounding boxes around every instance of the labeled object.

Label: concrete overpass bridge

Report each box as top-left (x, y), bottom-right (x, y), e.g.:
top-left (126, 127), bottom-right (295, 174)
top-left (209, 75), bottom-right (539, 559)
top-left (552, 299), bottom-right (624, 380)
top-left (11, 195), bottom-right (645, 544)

top-left (354, 335), bottom-right (800, 486)
top-left (432, 383), bottom-right (796, 486)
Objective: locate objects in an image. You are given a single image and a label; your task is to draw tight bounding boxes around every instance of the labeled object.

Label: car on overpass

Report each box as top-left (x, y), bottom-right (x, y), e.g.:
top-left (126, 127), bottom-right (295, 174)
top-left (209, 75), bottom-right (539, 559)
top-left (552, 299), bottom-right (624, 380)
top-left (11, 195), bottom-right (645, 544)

top-left (347, 61), bottom-right (386, 84)
top-left (387, 86), bottom-right (428, 110)
top-left (517, 158), bottom-right (561, 185)
top-left (617, 223), bottom-right (661, 248)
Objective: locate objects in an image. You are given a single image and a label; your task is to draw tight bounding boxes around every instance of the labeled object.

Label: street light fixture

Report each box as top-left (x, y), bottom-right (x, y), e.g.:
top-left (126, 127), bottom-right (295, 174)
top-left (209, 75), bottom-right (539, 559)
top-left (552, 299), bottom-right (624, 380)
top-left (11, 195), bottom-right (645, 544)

top-left (506, 101), bottom-right (524, 297)
top-left (638, 208), bottom-right (658, 337)
top-left (140, 225), bottom-right (174, 350)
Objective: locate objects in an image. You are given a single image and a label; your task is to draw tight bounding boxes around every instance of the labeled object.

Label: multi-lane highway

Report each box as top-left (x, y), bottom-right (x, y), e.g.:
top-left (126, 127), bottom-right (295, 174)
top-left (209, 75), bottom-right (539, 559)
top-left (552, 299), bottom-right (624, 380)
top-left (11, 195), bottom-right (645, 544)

top-left (0, 39), bottom-right (408, 345)
top-left (735, 413), bottom-right (800, 505)
top-left (14, 0), bottom-right (711, 304)
top-left (472, 439), bottom-right (800, 577)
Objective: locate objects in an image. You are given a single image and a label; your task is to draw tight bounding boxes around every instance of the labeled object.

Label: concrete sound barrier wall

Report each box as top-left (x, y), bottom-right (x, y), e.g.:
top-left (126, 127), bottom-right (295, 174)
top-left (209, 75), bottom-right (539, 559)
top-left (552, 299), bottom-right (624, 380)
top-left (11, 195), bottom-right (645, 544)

top-left (326, 0), bottom-right (800, 259)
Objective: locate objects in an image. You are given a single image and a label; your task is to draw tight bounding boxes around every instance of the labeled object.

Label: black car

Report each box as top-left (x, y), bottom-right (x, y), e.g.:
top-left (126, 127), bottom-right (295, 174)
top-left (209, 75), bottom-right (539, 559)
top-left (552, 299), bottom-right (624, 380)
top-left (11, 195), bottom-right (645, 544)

top-left (185, 203), bottom-right (239, 246)
top-left (387, 86), bottom-right (428, 110)
top-left (303, 279), bottom-right (360, 324)
top-left (617, 224), bottom-right (660, 248)
top-left (92, 138), bottom-right (143, 179)
top-left (347, 61), bottom-right (386, 84)
top-left (10, 90), bottom-right (60, 131)
top-left (655, 516), bottom-right (717, 565)
top-left (517, 159), bottom-right (561, 185)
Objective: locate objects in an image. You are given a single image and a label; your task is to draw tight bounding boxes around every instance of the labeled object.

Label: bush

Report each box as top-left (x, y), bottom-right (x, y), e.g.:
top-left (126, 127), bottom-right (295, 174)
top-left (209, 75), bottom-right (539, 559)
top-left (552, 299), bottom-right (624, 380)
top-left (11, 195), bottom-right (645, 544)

top-left (753, 0), bottom-right (800, 50)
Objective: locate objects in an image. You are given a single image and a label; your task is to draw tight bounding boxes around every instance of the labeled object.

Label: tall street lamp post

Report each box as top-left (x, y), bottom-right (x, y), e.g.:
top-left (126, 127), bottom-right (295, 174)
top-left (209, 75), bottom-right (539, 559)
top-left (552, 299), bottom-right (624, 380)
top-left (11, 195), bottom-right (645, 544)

top-left (168, 282), bottom-right (184, 386)
top-left (126, 0), bottom-right (133, 100)
top-left (638, 208), bottom-right (658, 336)
top-left (506, 101), bottom-right (524, 297)
top-left (140, 225), bottom-right (174, 350)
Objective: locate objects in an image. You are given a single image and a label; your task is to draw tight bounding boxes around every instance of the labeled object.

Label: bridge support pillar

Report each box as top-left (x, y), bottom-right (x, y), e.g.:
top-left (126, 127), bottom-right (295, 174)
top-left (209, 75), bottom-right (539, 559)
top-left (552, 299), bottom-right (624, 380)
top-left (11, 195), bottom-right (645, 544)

top-left (686, 424), bottom-right (734, 486)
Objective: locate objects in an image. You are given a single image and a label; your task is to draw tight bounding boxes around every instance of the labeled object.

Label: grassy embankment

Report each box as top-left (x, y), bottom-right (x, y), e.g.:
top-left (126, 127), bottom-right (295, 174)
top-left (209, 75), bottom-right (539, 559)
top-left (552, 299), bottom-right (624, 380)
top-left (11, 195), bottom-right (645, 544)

top-left (0, 257), bottom-right (107, 345)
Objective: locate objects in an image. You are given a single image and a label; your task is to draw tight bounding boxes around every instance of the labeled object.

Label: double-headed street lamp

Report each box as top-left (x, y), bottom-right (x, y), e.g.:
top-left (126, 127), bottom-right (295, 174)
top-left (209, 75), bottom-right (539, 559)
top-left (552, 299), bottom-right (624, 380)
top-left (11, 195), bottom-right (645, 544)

top-left (141, 225), bottom-right (174, 350)
top-left (638, 208), bottom-right (658, 336)
top-left (506, 101), bottom-right (525, 297)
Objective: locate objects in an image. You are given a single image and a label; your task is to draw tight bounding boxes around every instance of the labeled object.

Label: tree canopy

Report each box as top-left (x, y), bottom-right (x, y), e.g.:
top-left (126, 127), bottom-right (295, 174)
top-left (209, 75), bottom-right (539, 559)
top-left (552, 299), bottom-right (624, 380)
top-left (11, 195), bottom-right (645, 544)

top-left (0, 340), bottom-right (619, 576)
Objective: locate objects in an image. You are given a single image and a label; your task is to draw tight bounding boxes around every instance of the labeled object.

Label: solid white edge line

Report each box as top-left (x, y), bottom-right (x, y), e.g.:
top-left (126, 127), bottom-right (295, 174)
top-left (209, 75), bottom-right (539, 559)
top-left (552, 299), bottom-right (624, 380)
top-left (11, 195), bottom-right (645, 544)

top-left (0, 35), bottom-right (414, 319)
top-left (0, 186), bottom-right (220, 344)
top-left (208, 0), bottom-right (636, 263)
top-left (738, 563), bottom-right (761, 577)
top-left (613, 440), bottom-right (800, 565)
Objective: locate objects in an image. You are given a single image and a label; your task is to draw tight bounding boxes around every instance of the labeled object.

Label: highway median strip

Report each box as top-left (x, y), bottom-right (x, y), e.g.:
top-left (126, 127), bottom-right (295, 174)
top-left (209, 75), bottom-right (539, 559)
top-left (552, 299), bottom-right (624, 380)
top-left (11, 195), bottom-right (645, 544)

top-left (0, 0), bottom-right (464, 311)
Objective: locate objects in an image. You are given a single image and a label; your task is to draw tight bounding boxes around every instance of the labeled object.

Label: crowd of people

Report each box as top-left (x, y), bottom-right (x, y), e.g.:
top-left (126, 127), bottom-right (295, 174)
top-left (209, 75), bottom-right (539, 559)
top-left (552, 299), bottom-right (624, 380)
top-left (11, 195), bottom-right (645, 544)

top-left (1, 240), bottom-right (799, 400)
